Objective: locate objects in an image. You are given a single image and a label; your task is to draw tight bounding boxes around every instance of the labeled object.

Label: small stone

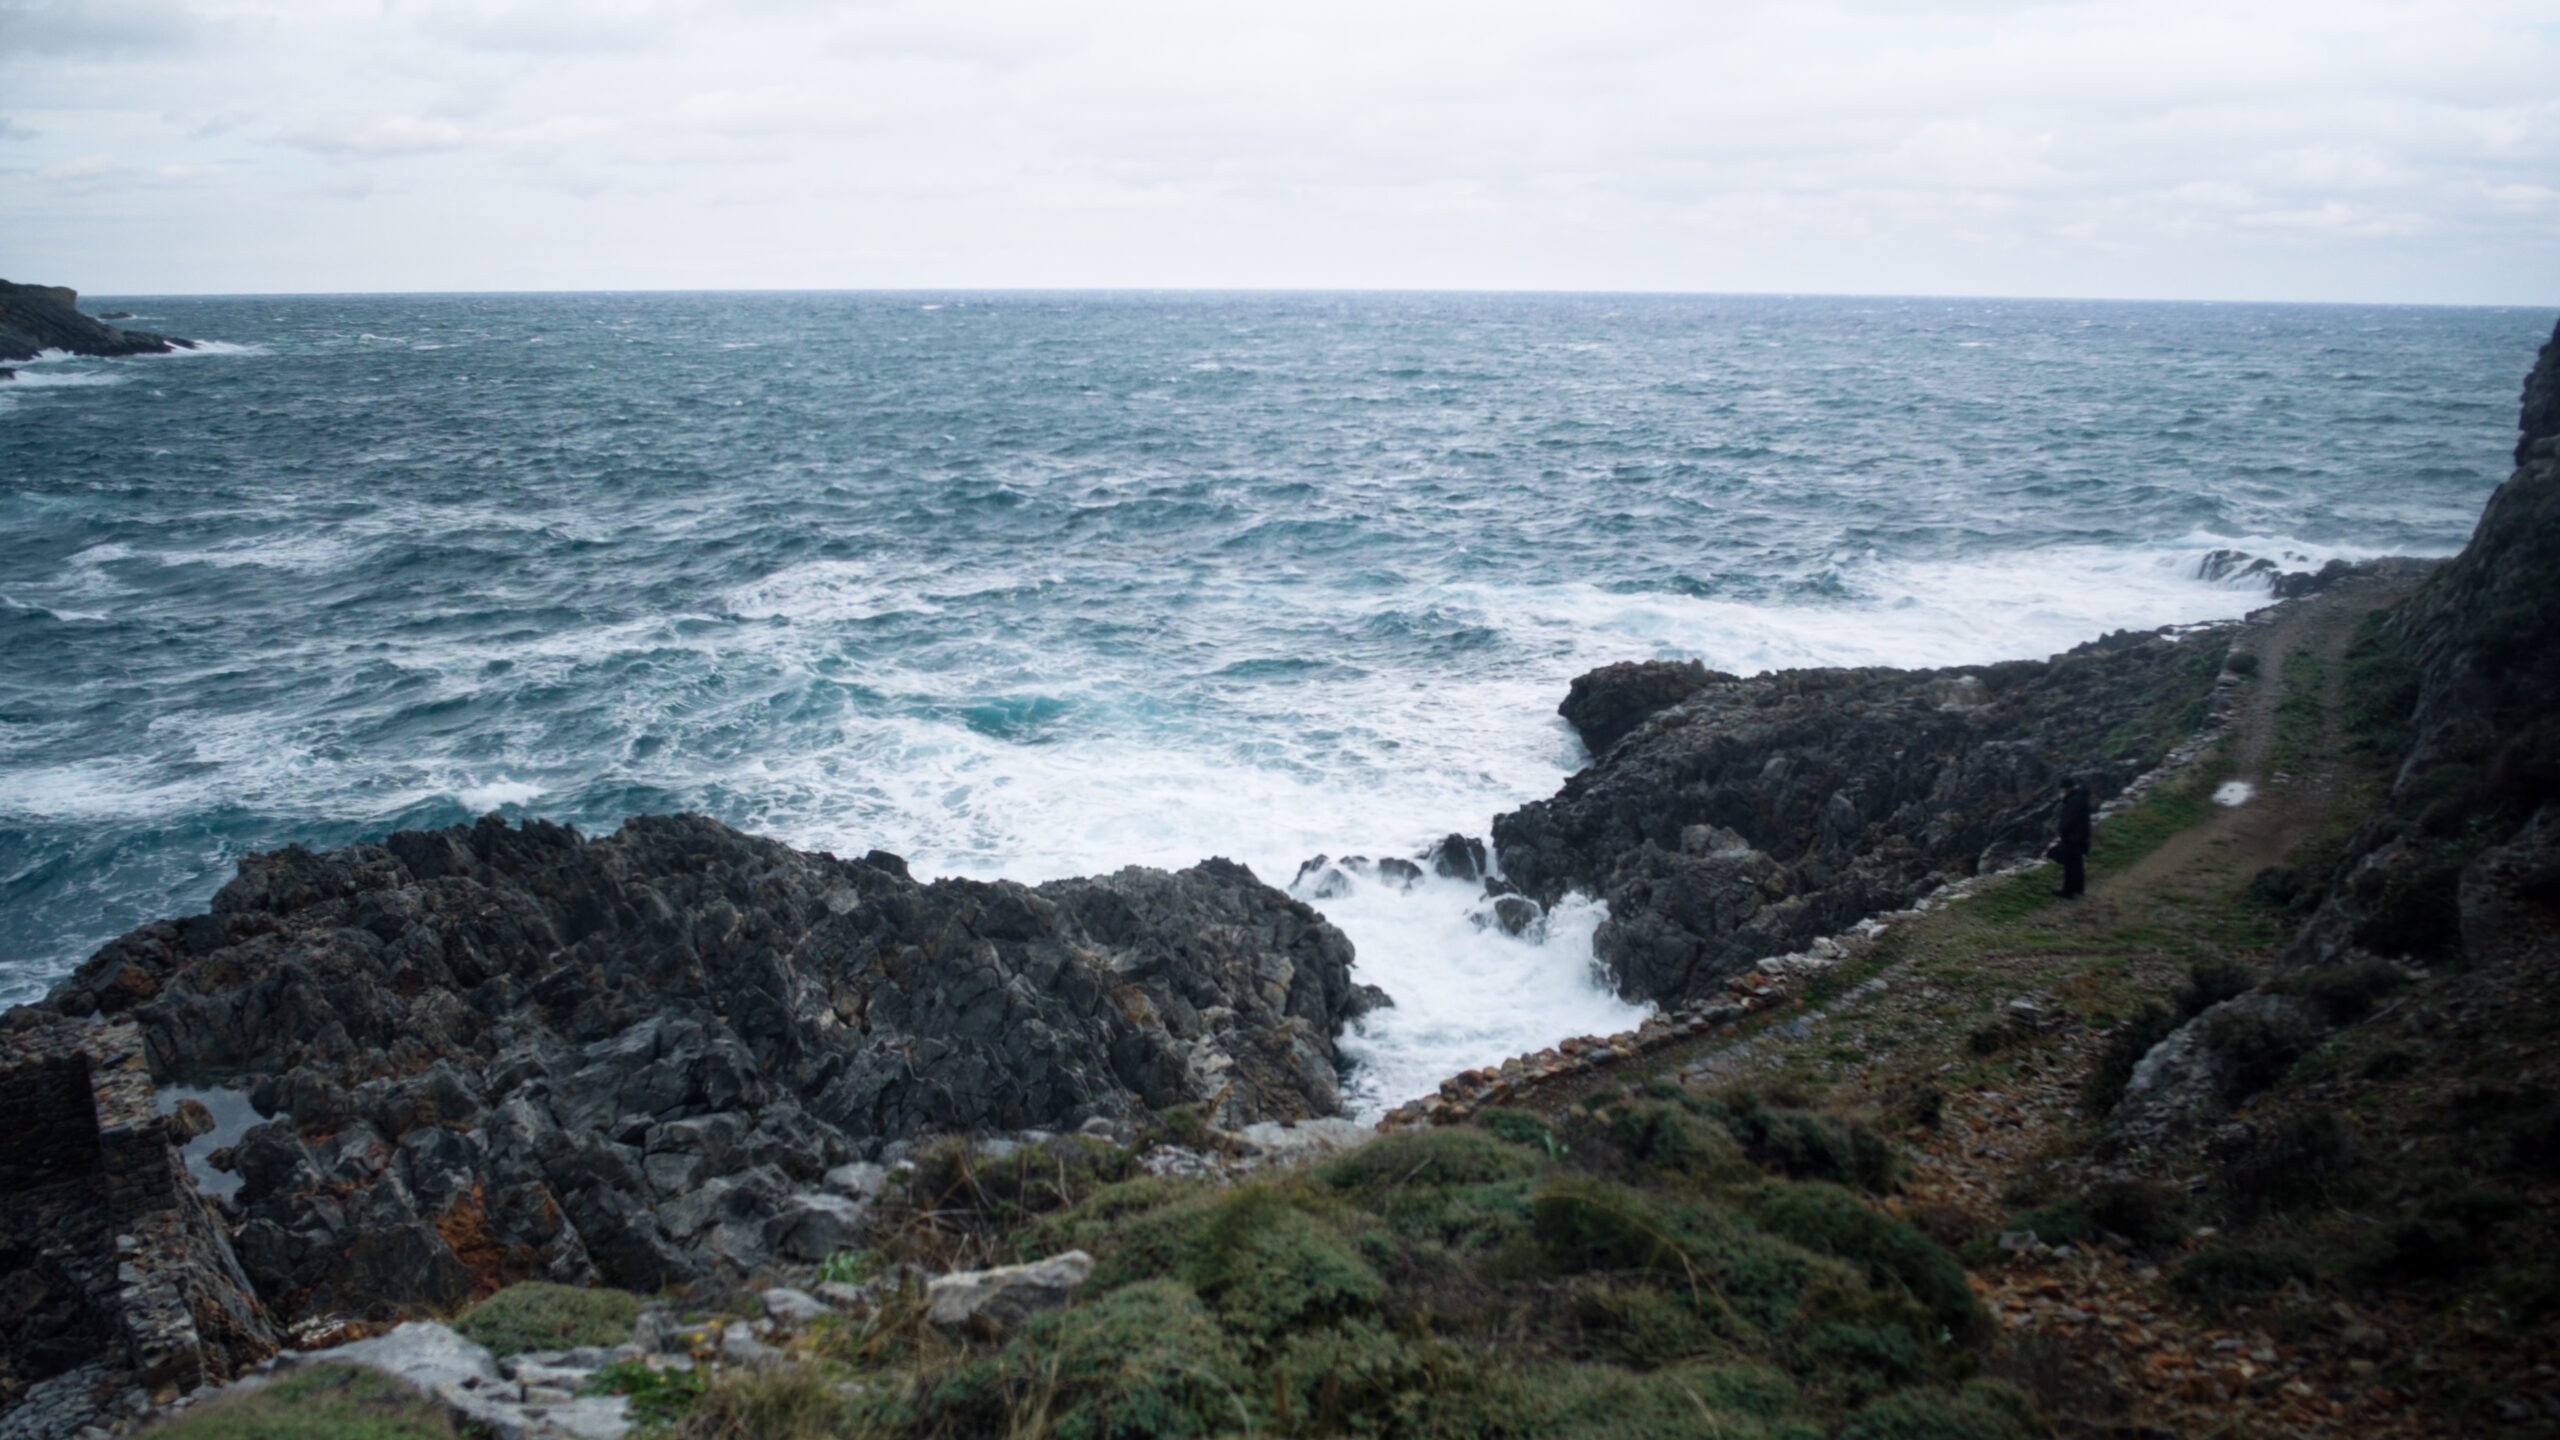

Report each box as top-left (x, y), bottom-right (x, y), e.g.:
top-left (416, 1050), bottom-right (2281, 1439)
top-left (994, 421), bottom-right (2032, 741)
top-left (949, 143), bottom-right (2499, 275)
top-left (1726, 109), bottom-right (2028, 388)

top-left (925, 1251), bottom-right (1094, 1337)
top-left (763, 1287), bottom-right (828, 1325)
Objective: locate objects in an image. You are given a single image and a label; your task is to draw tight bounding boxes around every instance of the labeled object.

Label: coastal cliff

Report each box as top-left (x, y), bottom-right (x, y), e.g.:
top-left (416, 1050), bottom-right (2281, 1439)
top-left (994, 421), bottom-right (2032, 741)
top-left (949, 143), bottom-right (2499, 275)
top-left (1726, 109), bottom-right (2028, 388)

top-left (0, 281), bottom-right (192, 366)
top-left (1496, 629), bottom-right (2229, 1010)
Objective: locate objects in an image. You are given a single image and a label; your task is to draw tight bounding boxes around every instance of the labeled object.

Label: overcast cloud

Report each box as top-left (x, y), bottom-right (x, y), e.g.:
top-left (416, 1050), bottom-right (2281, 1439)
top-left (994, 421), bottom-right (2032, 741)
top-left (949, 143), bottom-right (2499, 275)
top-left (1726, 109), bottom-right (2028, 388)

top-left (0, 0), bottom-right (2553, 299)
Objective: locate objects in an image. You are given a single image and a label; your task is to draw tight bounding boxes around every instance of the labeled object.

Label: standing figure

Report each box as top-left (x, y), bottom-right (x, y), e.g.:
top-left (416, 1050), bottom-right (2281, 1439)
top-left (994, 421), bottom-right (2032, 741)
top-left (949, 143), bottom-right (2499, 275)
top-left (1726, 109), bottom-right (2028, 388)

top-left (2055, 776), bottom-right (2092, 898)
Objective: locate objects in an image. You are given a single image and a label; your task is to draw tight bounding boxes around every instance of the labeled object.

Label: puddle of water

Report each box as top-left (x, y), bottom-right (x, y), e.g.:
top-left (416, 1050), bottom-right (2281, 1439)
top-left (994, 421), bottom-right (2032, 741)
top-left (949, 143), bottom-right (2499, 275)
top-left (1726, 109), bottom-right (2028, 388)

top-left (155, 1084), bottom-right (265, 1198)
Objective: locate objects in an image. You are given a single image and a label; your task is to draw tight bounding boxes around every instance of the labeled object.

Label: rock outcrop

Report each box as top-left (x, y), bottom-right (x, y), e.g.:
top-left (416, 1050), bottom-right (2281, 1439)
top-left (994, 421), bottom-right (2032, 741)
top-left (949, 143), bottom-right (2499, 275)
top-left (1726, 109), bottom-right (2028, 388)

top-left (2287, 316), bottom-right (2560, 971)
top-left (0, 1018), bottom-right (274, 1430)
top-left (0, 282), bottom-right (192, 365)
top-left (22, 813), bottom-right (1374, 1340)
top-left (1496, 631), bottom-right (2230, 1008)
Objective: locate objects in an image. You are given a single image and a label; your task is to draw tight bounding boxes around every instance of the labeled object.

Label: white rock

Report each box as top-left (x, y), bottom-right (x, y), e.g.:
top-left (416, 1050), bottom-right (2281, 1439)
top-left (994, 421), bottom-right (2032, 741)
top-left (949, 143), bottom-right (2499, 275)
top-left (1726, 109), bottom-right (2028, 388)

top-left (763, 1288), bottom-right (828, 1325)
top-left (822, 1162), bottom-right (890, 1199)
top-left (924, 1251), bottom-right (1094, 1335)
top-left (283, 1321), bottom-right (500, 1393)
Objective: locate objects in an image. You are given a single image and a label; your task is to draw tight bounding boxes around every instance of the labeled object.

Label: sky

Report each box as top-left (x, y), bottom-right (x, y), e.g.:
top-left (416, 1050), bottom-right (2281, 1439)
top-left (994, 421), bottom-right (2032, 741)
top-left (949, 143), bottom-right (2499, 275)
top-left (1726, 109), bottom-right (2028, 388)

top-left (0, 0), bottom-right (2555, 302)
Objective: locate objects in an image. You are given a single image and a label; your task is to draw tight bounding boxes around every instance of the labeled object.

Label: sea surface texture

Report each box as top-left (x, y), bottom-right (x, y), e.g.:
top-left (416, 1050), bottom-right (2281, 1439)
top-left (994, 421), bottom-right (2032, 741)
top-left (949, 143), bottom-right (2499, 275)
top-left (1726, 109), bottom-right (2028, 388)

top-left (1, 293), bottom-right (2544, 1112)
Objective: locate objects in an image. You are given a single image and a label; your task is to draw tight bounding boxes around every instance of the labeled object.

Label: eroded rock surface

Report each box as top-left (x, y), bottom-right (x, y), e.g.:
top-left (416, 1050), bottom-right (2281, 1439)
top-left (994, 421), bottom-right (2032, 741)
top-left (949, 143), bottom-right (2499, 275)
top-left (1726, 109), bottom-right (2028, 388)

top-left (1497, 633), bottom-right (2230, 1008)
top-left (28, 813), bottom-right (1372, 1338)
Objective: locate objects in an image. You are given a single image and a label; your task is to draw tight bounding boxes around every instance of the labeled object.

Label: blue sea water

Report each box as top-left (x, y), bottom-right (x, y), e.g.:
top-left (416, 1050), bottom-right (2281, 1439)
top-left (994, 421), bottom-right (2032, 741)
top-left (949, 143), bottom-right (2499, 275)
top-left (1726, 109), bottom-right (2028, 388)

top-left (1, 292), bottom-right (2546, 1111)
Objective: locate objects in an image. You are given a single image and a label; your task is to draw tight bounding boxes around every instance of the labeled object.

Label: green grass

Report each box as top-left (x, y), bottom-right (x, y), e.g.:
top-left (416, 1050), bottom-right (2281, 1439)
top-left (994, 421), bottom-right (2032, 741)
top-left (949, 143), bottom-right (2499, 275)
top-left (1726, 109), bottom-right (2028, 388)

top-left (785, 1100), bottom-right (2016, 1440)
top-left (454, 1282), bottom-right (639, 1356)
top-left (150, 1367), bottom-right (453, 1440)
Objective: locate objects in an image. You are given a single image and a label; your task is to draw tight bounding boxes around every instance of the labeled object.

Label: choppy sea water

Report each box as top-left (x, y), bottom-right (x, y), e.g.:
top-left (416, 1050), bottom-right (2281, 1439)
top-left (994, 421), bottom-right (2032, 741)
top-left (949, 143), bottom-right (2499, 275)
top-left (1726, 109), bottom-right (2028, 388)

top-left (1, 292), bottom-right (2545, 1113)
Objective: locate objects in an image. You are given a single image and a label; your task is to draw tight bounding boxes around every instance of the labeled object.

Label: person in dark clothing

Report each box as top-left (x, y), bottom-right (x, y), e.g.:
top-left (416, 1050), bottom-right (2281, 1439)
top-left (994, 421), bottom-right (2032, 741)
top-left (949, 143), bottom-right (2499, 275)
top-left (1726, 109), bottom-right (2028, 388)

top-left (2054, 776), bottom-right (2092, 898)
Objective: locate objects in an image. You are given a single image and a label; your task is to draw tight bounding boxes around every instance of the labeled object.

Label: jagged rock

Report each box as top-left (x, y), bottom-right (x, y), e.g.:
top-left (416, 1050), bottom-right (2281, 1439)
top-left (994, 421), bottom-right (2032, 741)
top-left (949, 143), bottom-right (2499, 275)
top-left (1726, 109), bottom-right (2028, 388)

top-left (0, 281), bottom-right (193, 364)
top-left (1558, 659), bottom-right (1732, 757)
top-left (1490, 896), bottom-right (1542, 937)
top-left (23, 813), bottom-right (1374, 1342)
top-left (0, 1016), bottom-right (274, 1431)
top-left (924, 1251), bottom-right (1094, 1337)
top-left (2110, 994), bottom-right (2325, 1144)
top-left (1496, 634), bottom-right (2232, 1008)
top-left (1428, 834), bottom-right (1487, 882)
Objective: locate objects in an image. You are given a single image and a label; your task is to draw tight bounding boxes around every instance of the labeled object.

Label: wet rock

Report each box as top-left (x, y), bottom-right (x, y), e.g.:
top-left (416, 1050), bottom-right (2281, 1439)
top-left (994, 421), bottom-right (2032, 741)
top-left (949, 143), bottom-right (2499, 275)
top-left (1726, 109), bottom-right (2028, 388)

top-left (924, 1251), bottom-right (1094, 1337)
top-left (1490, 896), bottom-right (1542, 937)
top-left (1428, 835), bottom-right (1487, 882)
top-left (1559, 659), bottom-right (1732, 758)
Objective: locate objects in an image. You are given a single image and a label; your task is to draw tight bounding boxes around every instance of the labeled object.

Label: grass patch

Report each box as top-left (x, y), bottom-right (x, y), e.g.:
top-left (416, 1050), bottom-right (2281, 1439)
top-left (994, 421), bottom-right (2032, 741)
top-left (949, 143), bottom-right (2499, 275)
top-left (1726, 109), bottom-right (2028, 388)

top-left (454, 1282), bottom-right (638, 1356)
top-left (151, 1366), bottom-right (454, 1440)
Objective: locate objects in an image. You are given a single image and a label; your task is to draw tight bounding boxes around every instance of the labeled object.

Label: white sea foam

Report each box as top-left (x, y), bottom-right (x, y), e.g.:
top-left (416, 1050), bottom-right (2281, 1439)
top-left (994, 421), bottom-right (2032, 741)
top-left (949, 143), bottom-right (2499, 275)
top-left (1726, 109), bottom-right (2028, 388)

top-left (457, 779), bottom-right (544, 812)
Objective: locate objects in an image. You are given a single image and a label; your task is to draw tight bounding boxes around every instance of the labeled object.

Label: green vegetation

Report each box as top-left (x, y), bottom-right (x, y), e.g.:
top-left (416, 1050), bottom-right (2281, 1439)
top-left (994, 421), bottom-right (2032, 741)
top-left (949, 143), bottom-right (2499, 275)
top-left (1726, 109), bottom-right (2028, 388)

top-left (703, 1102), bottom-right (2021, 1440)
top-left (454, 1282), bottom-right (639, 1356)
top-left (585, 1360), bottom-right (710, 1427)
top-left (150, 1366), bottom-right (454, 1440)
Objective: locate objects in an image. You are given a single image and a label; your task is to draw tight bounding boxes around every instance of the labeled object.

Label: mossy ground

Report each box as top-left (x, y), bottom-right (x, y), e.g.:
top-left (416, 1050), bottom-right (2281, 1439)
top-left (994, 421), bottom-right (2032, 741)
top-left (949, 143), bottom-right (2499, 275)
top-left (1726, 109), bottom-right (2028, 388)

top-left (454, 1281), bottom-right (639, 1356)
top-left (149, 1367), bottom-right (454, 1440)
top-left (620, 1112), bottom-right (2031, 1440)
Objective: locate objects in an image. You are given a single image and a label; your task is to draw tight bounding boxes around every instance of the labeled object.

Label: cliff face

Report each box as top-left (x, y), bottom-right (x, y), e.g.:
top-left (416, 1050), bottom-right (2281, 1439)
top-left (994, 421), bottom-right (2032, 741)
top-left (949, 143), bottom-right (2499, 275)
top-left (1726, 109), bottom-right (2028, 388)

top-left (1494, 632), bottom-right (2229, 1009)
top-left (0, 280), bottom-right (191, 364)
top-left (2290, 317), bottom-right (2560, 969)
top-left (24, 813), bottom-right (1375, 1332)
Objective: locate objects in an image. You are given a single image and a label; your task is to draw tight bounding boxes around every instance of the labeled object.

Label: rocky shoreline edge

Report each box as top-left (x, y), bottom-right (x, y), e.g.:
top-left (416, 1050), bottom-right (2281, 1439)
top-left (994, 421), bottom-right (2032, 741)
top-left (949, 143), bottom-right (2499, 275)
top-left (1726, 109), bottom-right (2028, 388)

top-left (6, 315), bottom-right (2550, 1440)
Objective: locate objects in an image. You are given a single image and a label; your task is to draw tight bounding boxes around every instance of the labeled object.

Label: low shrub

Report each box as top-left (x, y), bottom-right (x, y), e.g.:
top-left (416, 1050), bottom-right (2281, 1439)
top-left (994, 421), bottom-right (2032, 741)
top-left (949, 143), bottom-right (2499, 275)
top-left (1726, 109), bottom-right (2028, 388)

top-left (453, 1282), bottom-right (638, 1356)
top-left (583, 1360), bottom-right (708, 1427)
top-left (2081, 1004), bottom-right (2176, 1115)
top-left (2171, 1245), bottom-right (2313, 1302)
top-left (2296, 959), bottom-right (2409, 1024)
top-left (1707, 1090), bottom-right (1896, 1193)
top-left (1607, 1102), bottom-right (1755, 1184)
top-left (2176, 958), bottom-right (2256, 1019)
top-left (2080, 1178), bottom-right (2187, 1249)
top-left (1477, 1106), bottom-right (1562, 1155)
top-left (1319, 1127), bottom-right (1545, 1198)
top-left (1744, 1183), bottom-right (1979, 1339)
top-left (1837, 1381), bottom-right (2038, 1440)
top-left (921, 1281), bottom-right (1250, 1440)
top-left (2212, 1108), bottom-right (2355, 1218)
top-left (674, 1364), bottom-right (850, 1440)
top-left (2357, 1187), bottom-right (2525, 1284)
top-left (2200, 1004), bottom-right (2317, 1104)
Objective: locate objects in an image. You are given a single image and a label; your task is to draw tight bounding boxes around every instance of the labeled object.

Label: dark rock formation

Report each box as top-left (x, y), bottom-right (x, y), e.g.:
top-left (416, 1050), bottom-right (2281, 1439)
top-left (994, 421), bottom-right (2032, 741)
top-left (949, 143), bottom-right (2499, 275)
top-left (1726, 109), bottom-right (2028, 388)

top-left (0, 1018), bottom-right (273, 1431)
top-left (1557, 659), bottom-right (1731, 758)
top-left (23, 813), bottom-right (1372, 1338)
top-left (2290, 315), bottom-right (2560, 970)
top-left (1496, 633), bottom-right (2229, 1008)
top-left (0, 282), bottom-right (192, 364)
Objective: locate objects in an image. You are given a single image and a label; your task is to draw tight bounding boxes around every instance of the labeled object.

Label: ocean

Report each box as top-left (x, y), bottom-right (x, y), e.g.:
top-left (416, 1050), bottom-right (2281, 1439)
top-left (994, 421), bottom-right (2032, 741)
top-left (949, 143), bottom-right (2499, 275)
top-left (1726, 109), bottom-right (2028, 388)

top-left (0, 291), bottom-right (2544, 1113)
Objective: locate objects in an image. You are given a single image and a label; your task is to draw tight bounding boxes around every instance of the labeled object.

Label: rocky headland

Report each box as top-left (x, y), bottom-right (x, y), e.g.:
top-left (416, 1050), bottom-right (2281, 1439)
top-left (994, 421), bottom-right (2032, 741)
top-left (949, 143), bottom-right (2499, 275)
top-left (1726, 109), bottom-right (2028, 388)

top-left (0, 281), bottom-right (193, 371)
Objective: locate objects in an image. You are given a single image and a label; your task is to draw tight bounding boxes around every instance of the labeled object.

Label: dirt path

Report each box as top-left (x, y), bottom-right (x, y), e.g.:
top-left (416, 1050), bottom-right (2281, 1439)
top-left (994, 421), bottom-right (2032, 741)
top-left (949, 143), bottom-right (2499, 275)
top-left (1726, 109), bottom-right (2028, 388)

top-left (1485, 569), bottom-right (2451, 1437)
top-left (2097, 573), bottom-right (2394, 907)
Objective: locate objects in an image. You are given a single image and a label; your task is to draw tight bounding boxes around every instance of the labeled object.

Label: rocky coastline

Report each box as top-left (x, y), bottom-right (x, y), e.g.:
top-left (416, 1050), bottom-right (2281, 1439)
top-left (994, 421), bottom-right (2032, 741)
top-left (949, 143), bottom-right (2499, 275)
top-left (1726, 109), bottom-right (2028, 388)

top-left (5, 317), bottom-right (2554, 1440)
top-left (0, 281), bottom-right (193, 371)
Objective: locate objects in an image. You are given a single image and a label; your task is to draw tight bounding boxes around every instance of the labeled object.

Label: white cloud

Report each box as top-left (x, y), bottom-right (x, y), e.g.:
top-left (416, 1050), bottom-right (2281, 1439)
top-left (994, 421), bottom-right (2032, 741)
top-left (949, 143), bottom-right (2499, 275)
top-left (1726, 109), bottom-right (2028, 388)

top-left (0, 0), bottom-right (2551, 300)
